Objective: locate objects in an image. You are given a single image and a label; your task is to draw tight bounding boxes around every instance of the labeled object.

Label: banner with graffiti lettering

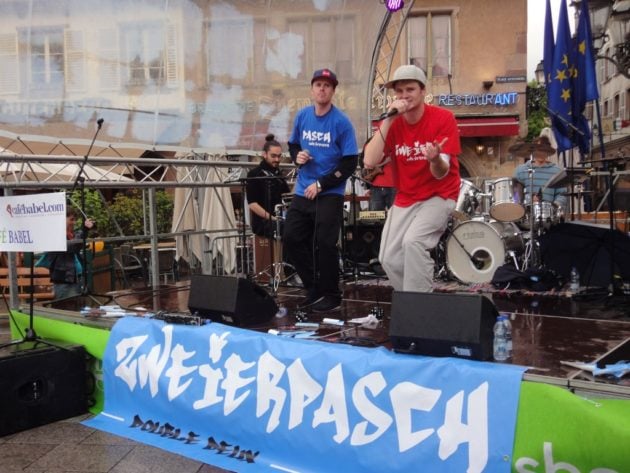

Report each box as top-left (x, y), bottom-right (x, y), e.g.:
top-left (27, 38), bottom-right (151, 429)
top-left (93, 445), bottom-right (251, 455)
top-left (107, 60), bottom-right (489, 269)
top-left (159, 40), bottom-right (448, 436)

top-left (0, 192), bottom-right (66, 252)
top-left (85, 317), bottom-right (526, 473)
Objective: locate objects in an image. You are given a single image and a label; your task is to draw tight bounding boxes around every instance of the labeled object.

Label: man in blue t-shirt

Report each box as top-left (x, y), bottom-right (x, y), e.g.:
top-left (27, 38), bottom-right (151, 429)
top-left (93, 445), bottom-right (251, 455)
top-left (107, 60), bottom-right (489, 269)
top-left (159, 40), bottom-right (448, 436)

top-left (285, 68), bottom-right (358, 312)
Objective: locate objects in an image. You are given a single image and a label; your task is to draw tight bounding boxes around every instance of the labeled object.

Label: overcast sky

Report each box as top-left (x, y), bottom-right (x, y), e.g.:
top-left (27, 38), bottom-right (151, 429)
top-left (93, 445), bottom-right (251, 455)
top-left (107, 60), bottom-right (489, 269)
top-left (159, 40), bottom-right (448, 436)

top-left (527, 0), bottom-right (577, 79)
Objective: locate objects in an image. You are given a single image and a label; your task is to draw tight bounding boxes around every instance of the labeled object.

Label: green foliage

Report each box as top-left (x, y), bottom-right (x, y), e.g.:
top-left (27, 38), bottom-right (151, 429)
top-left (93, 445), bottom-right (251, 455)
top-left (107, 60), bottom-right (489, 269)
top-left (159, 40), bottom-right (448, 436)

top-left (68, 189), bottom-right (174, 238)
top-left (526, 81), bottom-right (548, 141)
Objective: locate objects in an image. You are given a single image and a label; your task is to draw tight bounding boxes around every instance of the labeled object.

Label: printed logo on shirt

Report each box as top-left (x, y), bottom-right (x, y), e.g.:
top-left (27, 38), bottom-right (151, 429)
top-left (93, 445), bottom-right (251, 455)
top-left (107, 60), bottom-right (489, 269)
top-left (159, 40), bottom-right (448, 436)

top-left (394, 142), bottom-right (431, 162)
top-left (302, 130), bottom-right (331, 148)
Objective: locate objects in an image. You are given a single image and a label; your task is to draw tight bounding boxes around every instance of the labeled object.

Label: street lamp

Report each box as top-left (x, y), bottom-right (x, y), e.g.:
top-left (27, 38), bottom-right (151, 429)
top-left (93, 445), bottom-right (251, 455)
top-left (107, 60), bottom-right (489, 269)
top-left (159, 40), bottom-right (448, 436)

top-left (578, 0), bottom-right (630, 78)
top-left (534, 60), bottom-right (545, 85)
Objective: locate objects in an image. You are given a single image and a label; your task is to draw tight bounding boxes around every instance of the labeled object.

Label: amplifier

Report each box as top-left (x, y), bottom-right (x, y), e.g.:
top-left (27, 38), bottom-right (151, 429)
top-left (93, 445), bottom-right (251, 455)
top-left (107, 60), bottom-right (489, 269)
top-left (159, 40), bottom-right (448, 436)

top-left (0, 342), bottom-right (87, 436)
top-left (358, 210), bottom-right (386, 222)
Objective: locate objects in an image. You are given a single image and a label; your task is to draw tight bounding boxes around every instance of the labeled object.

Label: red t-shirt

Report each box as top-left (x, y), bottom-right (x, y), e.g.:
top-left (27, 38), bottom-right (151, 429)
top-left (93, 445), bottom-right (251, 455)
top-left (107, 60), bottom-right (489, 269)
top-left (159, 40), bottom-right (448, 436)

top-left (384, 104), bottom-right (461, 207)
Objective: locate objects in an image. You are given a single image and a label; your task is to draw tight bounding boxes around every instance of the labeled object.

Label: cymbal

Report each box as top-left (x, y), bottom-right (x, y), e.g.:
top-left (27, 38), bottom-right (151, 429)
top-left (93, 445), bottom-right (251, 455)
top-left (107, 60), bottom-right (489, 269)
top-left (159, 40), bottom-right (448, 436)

top-left (561, 190), bottom-right (594, 196)
top-left (508, 141), bottom-right (555, 157)
top-left (545, 169), bottom-right (590, 189)
top-left (563, 167), bottom-right (591, 174)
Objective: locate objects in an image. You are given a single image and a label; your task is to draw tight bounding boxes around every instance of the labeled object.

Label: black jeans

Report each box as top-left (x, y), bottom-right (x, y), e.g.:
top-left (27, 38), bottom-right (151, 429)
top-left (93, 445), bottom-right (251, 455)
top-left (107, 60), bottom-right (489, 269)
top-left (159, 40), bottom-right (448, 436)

top-left (283, 194), bottom-right (343, 297)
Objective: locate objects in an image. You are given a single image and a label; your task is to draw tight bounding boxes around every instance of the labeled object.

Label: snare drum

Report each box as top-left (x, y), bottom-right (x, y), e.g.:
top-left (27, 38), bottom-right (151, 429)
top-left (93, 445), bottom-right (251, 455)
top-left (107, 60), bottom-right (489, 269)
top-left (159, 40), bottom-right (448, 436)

top-left (452, 179), bottom-right (482, 222)
top-left (487, 177), bottom-right (525, 222)
top-left (520, 201), bottom-right (560, 230)
top-left (446, 220), bottom-right (523, 284)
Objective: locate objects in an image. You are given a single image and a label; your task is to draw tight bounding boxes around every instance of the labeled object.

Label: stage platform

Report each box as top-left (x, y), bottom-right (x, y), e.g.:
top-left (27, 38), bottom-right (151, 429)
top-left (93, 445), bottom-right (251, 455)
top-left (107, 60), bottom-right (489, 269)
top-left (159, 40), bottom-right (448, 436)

top-left (1, 276), bottom-right (629, 473)
top-left (6, 276), bottom-right (630, 400)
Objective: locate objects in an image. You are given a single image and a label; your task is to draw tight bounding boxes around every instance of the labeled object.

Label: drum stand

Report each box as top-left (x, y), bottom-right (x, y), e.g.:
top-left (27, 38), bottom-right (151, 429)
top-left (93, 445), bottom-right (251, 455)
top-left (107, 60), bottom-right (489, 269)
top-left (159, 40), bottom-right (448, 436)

top-left (251, 176), bottom-right (295, 296)
top-left (253, 204), bottom-right (296, 295)
top-left (522, 153), bottom-right (540, 271)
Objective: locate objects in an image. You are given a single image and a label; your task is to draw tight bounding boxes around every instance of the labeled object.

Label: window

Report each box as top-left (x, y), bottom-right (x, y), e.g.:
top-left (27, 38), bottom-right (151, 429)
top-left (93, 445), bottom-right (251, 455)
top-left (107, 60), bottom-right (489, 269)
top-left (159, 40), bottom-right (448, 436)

top-left (120, 22), bottom-right (176, 87)
top-left (408, 13), bottom-right (452, 79)
top-left (0, 33), bottom-right (19, 94)
top-left (206, 18), bottom-right (253, 81)
top-left (28, 27), bottom-right (64, 88)
top-left (613, 93), bottom-right (620, 119)
top-left (288, 15), bottom-right (355, 82)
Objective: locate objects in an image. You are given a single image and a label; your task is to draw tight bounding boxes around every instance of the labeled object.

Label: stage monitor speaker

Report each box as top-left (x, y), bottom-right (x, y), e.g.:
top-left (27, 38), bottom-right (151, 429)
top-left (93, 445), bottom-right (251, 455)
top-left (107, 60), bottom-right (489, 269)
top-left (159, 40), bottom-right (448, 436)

top-left (389, 291), bottom-right (497, 360)
top-left (188, 275), bottom-right (278, 327)
top-left (345, 224), bottom-right (383, 264)
top-left (0, 343), bottom-right (87, 437)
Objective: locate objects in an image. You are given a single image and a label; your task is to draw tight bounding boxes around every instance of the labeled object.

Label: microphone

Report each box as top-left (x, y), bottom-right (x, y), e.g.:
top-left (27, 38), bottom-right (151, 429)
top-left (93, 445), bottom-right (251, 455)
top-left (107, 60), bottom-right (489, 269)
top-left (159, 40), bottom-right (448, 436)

top-left (296, 150), bottom-right (311, 170)
top-left (376, 108), bottom-right (398, 121)
top-left (471, 255), bottom-right (484, 270)
top-left (97, 118), bottom-right (104, 128)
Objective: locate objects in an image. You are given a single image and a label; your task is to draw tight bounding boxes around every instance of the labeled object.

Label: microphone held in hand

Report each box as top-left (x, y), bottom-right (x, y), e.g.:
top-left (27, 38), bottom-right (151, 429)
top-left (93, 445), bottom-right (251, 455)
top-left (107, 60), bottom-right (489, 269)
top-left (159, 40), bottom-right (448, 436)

top-left (376, 108), bottom-right (399, 121)
top-left (297, 150), bottom-right (311, 170)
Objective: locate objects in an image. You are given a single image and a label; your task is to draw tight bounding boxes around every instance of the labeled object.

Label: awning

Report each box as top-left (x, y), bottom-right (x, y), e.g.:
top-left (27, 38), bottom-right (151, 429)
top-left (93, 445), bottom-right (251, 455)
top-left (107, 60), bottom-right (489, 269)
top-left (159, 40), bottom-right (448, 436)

top-left (456, 115), bottom-right (520, 137)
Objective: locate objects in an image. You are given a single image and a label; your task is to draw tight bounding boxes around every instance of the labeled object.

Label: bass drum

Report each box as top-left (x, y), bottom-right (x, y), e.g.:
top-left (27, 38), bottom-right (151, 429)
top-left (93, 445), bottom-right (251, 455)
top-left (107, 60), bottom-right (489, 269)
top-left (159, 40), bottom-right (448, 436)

top-left (446, 220), bottom-right (523, 284)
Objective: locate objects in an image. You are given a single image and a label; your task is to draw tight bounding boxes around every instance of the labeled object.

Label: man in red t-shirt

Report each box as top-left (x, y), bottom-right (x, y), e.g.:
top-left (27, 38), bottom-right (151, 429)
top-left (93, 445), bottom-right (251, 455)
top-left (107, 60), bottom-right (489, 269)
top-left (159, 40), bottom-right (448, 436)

top-left (363, 65), bottom-right (461, 292)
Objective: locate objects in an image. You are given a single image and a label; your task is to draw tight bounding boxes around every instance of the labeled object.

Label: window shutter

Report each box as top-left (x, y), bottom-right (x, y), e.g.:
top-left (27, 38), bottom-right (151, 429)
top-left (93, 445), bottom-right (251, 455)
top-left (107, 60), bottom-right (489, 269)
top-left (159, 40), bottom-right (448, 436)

top-left (0, 33), bottom-right (19, 94)
top-left (98, 28), bottom-right (120, 91)
top-left (64, 29), bottom-right (85, 92)
top-left (166, 23), bottom-right (178, 88)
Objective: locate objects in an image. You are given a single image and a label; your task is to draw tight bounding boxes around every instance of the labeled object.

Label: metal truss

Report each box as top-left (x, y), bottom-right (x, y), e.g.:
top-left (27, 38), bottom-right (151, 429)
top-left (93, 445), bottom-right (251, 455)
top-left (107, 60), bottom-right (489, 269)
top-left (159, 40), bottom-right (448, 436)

top-left (366, 0), bottom-right (415, 136)
top-left (0, 151), bottom-right (301, 190)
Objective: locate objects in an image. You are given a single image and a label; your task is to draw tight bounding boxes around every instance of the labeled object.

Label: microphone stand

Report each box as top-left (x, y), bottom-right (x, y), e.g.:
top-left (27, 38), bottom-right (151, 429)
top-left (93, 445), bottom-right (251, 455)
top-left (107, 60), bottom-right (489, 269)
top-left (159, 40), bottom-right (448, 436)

top-left (61, 118), bottom-right (112, 308)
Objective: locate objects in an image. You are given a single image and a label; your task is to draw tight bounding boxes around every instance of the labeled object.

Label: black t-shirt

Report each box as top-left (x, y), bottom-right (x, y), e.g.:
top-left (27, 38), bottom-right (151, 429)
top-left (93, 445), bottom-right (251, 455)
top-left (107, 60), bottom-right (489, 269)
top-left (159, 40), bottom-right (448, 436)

top-left (246, 161), bottom-right (290, 237)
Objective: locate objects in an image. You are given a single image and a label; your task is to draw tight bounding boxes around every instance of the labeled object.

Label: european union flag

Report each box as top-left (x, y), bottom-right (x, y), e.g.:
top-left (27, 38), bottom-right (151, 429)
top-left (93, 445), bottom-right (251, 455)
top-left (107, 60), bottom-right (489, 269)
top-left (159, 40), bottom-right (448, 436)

top-left (543, 0), bottom-right (554, 85)
top-left (573, 0), bottom-right (599, 154)
top-left (547, 0), bottom-right (574, 152)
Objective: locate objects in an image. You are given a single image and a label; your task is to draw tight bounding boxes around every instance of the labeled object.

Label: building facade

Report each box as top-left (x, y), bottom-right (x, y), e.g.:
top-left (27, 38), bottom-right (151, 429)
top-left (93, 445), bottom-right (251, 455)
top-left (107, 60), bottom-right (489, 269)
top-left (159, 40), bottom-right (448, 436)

top-left (0, 0), bottom-right (527, 185)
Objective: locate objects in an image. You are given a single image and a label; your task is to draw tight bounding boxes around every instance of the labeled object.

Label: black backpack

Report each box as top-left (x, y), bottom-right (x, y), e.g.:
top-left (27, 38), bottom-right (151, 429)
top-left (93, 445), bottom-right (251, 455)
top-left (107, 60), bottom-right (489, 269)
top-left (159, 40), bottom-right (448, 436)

top-left (492, 264), bottom-right (564, 291)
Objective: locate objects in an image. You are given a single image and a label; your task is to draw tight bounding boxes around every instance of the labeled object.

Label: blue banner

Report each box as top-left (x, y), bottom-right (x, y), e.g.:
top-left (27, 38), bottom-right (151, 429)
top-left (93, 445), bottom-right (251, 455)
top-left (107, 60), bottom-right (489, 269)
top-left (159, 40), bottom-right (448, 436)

top-left (85, 317), bottom-right (526, 472)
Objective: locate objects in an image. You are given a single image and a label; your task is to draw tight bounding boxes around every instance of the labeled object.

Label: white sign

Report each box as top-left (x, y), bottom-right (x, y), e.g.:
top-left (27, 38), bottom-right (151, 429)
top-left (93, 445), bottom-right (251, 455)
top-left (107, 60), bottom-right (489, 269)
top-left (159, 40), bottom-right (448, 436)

top-left (0, 192), bottom-right (67, 252)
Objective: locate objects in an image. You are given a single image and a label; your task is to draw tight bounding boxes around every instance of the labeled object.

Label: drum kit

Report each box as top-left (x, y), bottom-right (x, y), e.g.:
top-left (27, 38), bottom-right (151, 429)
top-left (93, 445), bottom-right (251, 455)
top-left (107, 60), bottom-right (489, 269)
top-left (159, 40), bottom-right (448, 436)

top-left (437, 144), bottom-right (566, 285)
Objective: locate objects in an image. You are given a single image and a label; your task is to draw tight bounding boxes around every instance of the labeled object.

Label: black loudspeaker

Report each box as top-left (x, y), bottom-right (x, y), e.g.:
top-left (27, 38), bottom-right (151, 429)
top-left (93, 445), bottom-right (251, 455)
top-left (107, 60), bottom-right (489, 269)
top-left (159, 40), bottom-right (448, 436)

top-left (0, 343), bottom-right (87, 436)
top-left (188, 275), bottom-right (278, 326)
top-left (345, 224), bottom-right (383, 264)
top-left (389, 291), bottom-right (497, 360)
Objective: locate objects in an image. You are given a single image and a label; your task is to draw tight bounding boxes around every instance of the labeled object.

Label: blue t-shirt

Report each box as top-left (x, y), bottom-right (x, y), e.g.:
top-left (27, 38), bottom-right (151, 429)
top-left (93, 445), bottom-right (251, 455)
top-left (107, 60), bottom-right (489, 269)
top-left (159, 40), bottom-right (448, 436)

top-left (289, 105), bottom-right (357, 197)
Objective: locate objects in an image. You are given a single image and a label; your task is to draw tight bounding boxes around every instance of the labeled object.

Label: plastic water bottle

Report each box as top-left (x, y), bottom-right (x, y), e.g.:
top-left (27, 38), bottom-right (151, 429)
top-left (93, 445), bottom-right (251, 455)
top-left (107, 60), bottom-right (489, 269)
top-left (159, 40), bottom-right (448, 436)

top-left (569, 266), bottom-right (580, 293)
top-left (493, 315), bottom-right (508, 362)
top-left (502, 313), bottom-right (513, 359)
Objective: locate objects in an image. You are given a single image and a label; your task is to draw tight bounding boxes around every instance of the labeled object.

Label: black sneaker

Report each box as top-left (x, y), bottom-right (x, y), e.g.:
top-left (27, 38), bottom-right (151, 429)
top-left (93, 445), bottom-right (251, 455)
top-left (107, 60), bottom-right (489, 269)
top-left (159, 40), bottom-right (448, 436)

top-left (297, 292), bottom-right (322, 310)
top-left (310, 295), bottom-right (341, 313)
